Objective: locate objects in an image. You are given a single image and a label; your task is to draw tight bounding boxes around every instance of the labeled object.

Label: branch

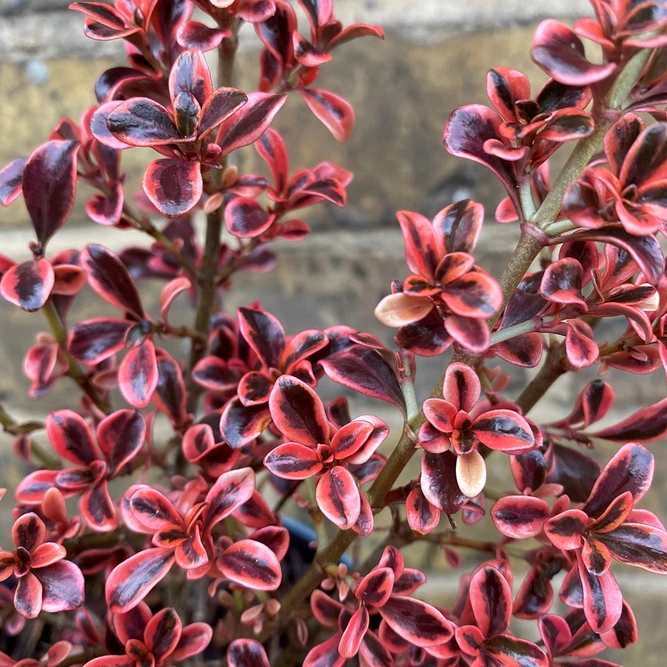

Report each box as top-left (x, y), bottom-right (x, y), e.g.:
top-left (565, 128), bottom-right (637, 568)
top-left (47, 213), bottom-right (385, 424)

top-left (43, 300), bottom-right (111, 414)
top-left (186, 23), bottom-right (239, 417)
top-left (262, 46), bottom-right (658, 633)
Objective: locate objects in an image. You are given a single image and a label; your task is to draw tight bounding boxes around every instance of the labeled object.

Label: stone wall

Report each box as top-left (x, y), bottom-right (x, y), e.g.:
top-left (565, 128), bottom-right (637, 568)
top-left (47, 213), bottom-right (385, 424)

top-left (0, 1), bottom-right (665, 663)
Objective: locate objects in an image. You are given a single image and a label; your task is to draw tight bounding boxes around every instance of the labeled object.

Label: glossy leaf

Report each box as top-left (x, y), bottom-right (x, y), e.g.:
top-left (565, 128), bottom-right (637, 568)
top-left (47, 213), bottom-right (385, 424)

top-left (227, 639), bottom-right (270, 667)
top-left (82, 244), bottom-right (143, 318)
top-left (379, 595), bottom-right (453, 647)
top-left (300, 88), bottom-right (355, 142)
top-left (0, 260), bottom-right (54, 312)
top-left (143, 159), bottom-right (203, 218)
top-left (217, 539), bottom-right (281, 590)
top-left (269, 375), bottom-right (328, 446)
top-left (23, 141), bottom-right (79, 245)
top-left (316, 466), bottom-right (361, 529)
top-left (320, 346), bottom-right (406, 414)
top-left (491, 496), bottom-right (550, 539)
top-left (118, 340), bottom-right (159, 409)
top-left (106, 548), bottom-right (176, 613)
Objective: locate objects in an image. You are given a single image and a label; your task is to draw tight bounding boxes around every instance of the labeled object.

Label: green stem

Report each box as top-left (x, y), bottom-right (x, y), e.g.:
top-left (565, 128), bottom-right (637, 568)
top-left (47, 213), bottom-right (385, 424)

top-left (306, 477), bottom-right (328, 549)
top-left (43, 301), bottom-right (110, 414)
top-left (489, 316), bottom-right (546, 346)
top-left (516, 340), bottom-right (567, 414)
top-left (532, 46), bottom-right (654, 232)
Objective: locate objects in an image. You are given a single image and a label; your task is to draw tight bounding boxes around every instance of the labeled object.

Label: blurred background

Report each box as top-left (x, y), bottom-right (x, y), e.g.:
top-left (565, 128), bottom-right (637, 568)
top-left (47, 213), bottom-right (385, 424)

top-left (0, 0), bottom-right (665, 662)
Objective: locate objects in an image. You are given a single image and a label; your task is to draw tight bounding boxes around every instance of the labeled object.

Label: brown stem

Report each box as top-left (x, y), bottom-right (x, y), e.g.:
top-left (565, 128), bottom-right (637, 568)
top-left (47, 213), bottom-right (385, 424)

top-left (185, 27), bottom-right (239, 418)
top-left (516, 340), bottom-right (567, 414)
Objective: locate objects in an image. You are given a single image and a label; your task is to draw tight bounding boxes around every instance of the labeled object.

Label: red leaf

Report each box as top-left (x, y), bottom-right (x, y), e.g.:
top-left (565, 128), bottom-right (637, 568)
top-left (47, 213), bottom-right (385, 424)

top-left (565, 320), bottom-right (599, 369)
top-left (238, 0), bottom-right (276, 22)
top-left (52, 263), bottom-right (87, 296)
top-left (469, 566), bottom-right (512, 636)
top-left (15, 470), bottom-right (60, 505)
top-left (319, 346), bottom-right (406, 414)
top-left (106, 548), bottom-right (176, 613)
top-left (316, 466), bottom-right (361, 529)
top-left (15, 572), bottom-right (42, 619)
top-left (255, 127), bottom-right (289, 193)
top-left (46, 410), bottom-right (98, 466)
top-left (97, 409), bottom-right (145, 475)
top-left (81, 481), bottom-right (117, 531)
top-left (169, 49), bottom-right (213, 107)
top-left (374, 293), bottom-right (434, 328)
top-left (311, 589), bottom-right (344, 627)
top-left (217, 539), bottom-right (282, 590)
top-left (203, 467), bottom-right (255, 530)
top-left (433, 199), bottom-right (484, 256)
top-left (378, 596), bottom-right (453, 647)
top-left (0, 157), bottom-right (27, 206)
top-left (238, 306), bottom-right (285, 370)
top-left (472, 409), bottom-right (535, 452)
top-left (598, 523), bottom-right (667, 573)
top-left (82, 244), bottom-right (143, 318)
top-left (143, 159), bottom-right (203, 218)
top-left (192, 356), bottom-right (243, 392)
top-left (338, 605), bottom-right (369, 658)
top-left (23, 140), bottom-right (79, 245)
top-left (118, 340), bottom-right (159, 409)
top-left (227, 639), bottom-right (270, 667)
top-left (145, 607), bottom-right (182, 661)
top-left (544, 509), bottom-right (588, 550)
top-left (540, 257), bottom-right (586, 307)
top-left (577, 553), bottom-right (623, 633)
top-left (590, 398), bottom-right (667, 444)
top-left (68, 317), bottom-right (131, 365)
top-left (328, 22), bottom-right (384, 50)
top-left (583, 443), bottom-right (654, 519)
top-left (198, 87), bottom-right (248, 137)
top-left (356, 567), bottom-right (394, 607)
top-left (159, 276), bottom-right (191, 324)
top-left (303, 633), bottom-right (345, 667)
top-left (153, 350), bottom-right (188, 426)
top-left (12, 512), bottom-right (46, 551)
top-left (300, 89), bottom-right (355, 143)
top-left (442, 270), bottom-right (502, 318)
top-left (282, 329), bottom-right (328, 371)
top-left (37, 560), bottom-right (85, 613)
top-left (550, 226), bottom-right (665, 285)
top-left (86, 181), bottom-right (124, 226)
top-left (531, 20), bottom-right (616, 85)
top-left (217, 93), bottom-right (287, 157)
top-left (177, 20), bottom-right (230, 51)
top-left (443, 104), bottom-right (520, 213)
top-left (220, 399), bottom-right (271, 448)
top-left (264, 442), bottom-right (323, 479)
top-left (171, 623), bottom-right (213, 660)
top-left (0, 259), bottom-right (54, 312)
top-left (269, 375), bottom-right (328, 446)
top-left (591, 492), bottom-right (633, 533)
top-left (406, 486), bottom-right (440, 535)
top-left (107, 98), bottom-right (184, 146)
top-left (396, 210), bottom-right (438, 278)
top-left (225, 197), bottom-right (275, 238)
top-left (420, 451), bottom-right (467, 514)
top-left (491, 495), bottom-right (550, 539)
top-left (130, 488), bottom-right (183, 530)
top-left (482, 635), bottom-right (549, 667)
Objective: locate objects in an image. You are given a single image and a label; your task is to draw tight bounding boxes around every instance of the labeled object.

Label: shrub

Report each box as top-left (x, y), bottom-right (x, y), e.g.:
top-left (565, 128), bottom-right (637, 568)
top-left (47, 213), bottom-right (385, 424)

top-left (1, 0), bottom-right (667, 665)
